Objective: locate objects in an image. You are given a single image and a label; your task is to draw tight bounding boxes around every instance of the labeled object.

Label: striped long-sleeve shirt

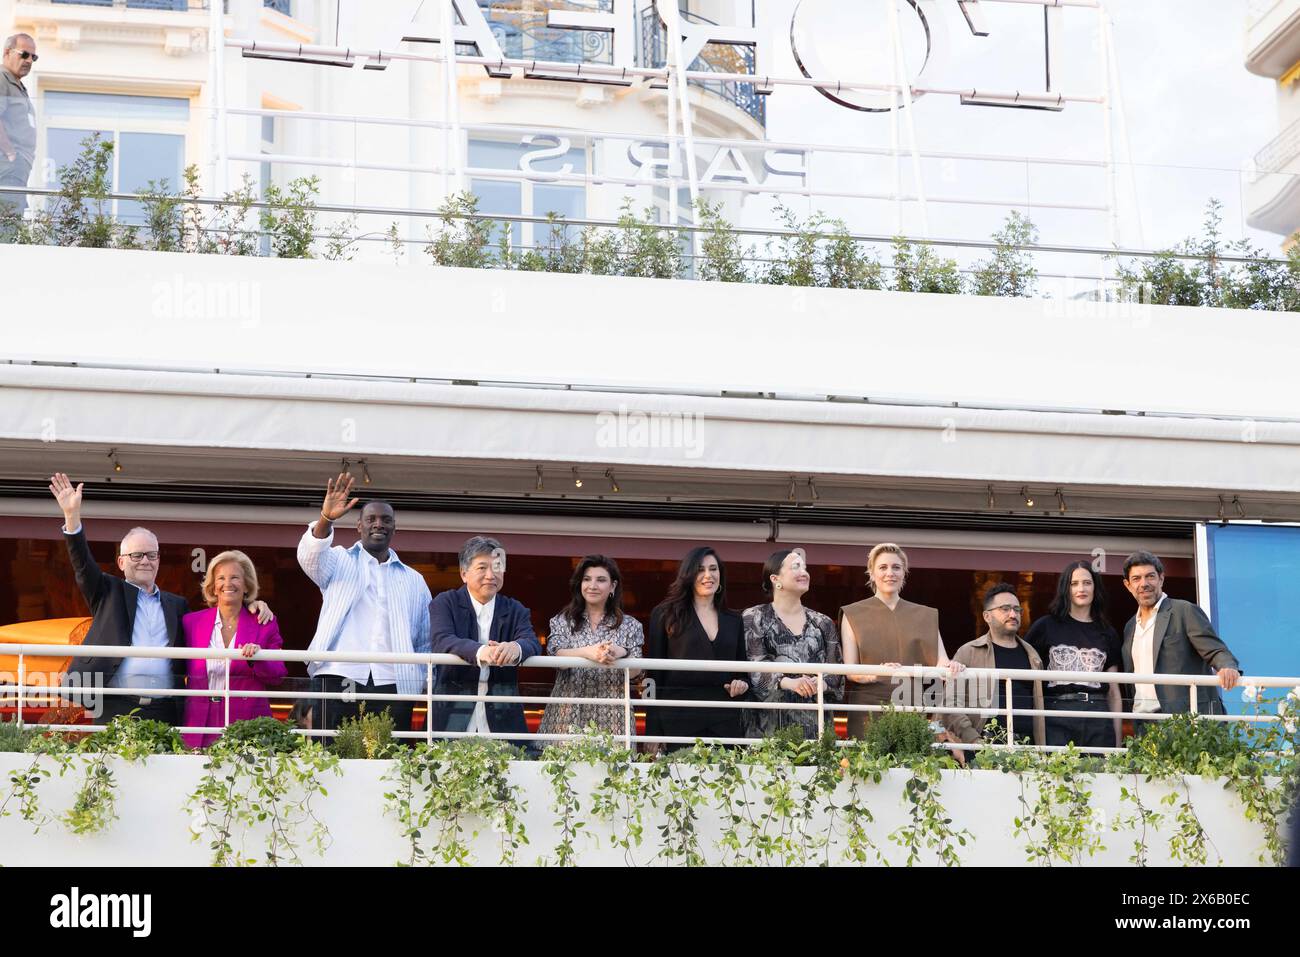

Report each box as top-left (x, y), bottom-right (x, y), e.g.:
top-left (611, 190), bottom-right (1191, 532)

top-left (297, 525), bottom-right (432, 696)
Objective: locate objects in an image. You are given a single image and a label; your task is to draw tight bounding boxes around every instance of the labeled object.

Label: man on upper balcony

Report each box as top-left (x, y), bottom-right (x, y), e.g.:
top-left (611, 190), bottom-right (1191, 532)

top-left (48, 473), bottom-right (269, 724)
top-left (429, 536), bottom-right (542, 750)
top-left (1121, 550), bottom-right (1241, 725)
top-left (298, 472), bottom-right (432, 737)
top-left (0, 34), bottom-right (37, 235)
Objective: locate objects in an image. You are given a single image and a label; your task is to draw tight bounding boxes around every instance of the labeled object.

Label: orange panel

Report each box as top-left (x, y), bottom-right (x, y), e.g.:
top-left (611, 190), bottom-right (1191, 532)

top-left (0, 617), bottom-right (92, 685)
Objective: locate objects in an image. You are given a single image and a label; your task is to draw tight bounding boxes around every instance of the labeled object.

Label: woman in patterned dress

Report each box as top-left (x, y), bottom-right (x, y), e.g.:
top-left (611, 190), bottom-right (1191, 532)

top-left (743, 548), bottom-right (844, 740)
top-left (538, 555), bottom-right (644, 738)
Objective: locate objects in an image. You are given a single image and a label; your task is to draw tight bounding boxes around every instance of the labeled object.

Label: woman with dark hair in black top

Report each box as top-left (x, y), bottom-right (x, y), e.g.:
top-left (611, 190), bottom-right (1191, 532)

top-left (1025, 560), bottom-right (1124, 749)
top-left (644, 546), bottom-right (749, 751)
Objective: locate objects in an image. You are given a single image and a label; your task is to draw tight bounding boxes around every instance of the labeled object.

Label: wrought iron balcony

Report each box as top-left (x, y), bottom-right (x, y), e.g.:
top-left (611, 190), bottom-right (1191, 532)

top-left (638, 5), bottom-right (766, 127)
top-left (1254, 115), bottom-right (1300, 179)
top-left (478, 0), bottom-right (616, 66)
top-left (473, 2), bottom-right (765, 127)
top-left (48, 0), bottom-right (197, 9)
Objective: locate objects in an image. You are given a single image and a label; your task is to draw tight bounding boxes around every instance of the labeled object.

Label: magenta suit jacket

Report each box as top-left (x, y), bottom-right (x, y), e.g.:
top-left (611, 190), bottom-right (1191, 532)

top-left (181, 606), bottom-right (287, 749)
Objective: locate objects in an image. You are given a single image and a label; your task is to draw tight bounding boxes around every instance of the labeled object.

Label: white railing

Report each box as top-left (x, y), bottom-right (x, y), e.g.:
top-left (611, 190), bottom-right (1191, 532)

top-left (1248, 0), bottom-right (1282, 24)
top-left (1, 643), bottom-right (1295, 754)
top-left (1253, 115), bottom-right (1300, 180)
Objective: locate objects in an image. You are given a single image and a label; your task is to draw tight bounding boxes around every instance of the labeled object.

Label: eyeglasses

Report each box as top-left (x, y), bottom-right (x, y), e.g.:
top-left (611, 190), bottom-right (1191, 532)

top-left (16, 51), bottom-right (38, 62)
top-left (987, 604), bottom-right (1022, 615)
top-left (121, 551), bottom-right (159, 562)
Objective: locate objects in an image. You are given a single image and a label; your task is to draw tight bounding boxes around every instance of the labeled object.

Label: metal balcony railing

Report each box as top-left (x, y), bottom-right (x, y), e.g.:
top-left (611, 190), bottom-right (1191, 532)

top-left (1247, 0), bottom-right (1287, 28)
top-left (48, 0), bottom-right (198, 10)
top-left (1254, 115), bottom-right (1300, 179)
top-left (639, 5), bottom-right (766, 127)
top-left (3, 642), bottom-right (1295, 753)
top-left (478, 0), bottom-right (616, 66)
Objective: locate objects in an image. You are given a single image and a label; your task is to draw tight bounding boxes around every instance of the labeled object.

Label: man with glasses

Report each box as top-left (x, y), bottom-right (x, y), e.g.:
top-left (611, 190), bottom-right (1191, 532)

top-left (1121, 550), bottom-right (1240, 725)
top-left (944, 583), bottom-right (1047, 750)
top-left (48, 472), bottom-right (272, 724)
top-left (0, 34), bottom-right (37, 232)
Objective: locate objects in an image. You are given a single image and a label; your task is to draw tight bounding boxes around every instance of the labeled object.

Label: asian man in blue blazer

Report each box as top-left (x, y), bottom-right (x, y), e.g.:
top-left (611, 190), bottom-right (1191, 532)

top-left (429, 536), bottom-right (542, 747)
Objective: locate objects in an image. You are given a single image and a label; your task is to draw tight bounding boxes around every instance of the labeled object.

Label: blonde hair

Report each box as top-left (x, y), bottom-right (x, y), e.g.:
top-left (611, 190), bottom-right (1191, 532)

top-left (202, 550), bottom-right (260, 606)
top-left (866, 543), bottom-right (909, 593)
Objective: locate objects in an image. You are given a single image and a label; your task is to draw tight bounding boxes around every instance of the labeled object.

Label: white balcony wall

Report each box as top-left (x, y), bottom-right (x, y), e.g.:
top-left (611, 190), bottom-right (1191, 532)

top-left (0, 754), bottom-right (1275, 866)
top-left (2, 244), bottom-right (1300, 519)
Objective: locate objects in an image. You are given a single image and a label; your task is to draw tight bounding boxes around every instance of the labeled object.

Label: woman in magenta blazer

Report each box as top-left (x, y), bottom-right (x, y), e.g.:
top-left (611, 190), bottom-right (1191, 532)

top-left (182, 550), bottom-right (286, 749)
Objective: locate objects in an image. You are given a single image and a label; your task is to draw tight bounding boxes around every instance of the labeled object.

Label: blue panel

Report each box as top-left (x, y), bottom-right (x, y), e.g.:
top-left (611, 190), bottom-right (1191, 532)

top-left (1206, 524), bottom-right (1300, 715)
top-left (469, 177), bottom-right (522, 247)
top-left (45, 127), bottom-right (110, 187)
top-left (43, 92), bottom-right (190, 122)
top-left (117, 131), bottom-right (185, 224)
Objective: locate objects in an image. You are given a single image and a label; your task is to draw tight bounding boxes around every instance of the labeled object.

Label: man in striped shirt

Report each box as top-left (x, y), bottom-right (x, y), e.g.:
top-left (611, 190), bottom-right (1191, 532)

top-left (298, 472), bottom-right (432, 736)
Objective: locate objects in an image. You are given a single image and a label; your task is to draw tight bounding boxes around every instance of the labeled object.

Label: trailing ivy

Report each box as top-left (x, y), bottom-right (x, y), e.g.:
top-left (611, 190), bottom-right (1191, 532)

top-left (1104, 708), bottom-right (1294, 866)
top-left (7, 706), bottom-right (1294, 866)
top-left (185, 717), bottom-right (340, 867)
top-left (540, 743), bottom-right (586, 866)
top-left (889, 754), bottom-right (970, 867)
top-left (0, 731), bottom-right (71, 836)
top-left (538, 729), bottom-right (650, 865)
top-left (1113, 775), bottom-right (1163, 867)
top-left (646, 742), bottom-right (711, 866)
top-left (381, 738), bottom-right (528, 867)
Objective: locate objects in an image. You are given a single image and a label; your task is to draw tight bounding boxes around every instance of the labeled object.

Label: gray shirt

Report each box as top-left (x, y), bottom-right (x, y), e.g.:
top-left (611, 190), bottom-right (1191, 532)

top-left (0, 68), bottom-right (36, 167)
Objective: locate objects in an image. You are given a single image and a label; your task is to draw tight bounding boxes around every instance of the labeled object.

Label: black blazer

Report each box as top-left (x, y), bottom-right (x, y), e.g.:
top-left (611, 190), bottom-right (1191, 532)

top-left (428, 586), bottom-right (543, 739)
top-left (1121, 596), bottom-right (1240, 716)
top-left (62, 528), bottom-right (189, 691)
top-left (644, 604), bottom-right (748, 740)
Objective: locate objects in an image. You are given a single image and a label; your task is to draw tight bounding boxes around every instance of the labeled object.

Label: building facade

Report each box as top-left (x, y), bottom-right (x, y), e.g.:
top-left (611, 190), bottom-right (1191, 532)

top-left (3, 1), bottom-right (1295, 728)
top-left (1246, 0), bottom-right (1300, 246)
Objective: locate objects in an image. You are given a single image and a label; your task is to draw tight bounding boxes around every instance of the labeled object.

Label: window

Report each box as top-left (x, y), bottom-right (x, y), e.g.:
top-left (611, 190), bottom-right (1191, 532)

top-left (42, 92), bottom-right (189, 225)
top-left (468, 137), bottom-right (587, 250)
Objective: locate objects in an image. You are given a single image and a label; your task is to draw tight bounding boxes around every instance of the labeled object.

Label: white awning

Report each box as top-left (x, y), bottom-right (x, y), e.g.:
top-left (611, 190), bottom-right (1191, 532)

top-left (1, 363), bottom-right (1297, 519)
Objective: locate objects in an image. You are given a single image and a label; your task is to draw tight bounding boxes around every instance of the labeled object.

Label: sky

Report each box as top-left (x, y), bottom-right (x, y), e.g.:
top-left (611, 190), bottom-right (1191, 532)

top-left (746, 0), bottom-right (1282, 262)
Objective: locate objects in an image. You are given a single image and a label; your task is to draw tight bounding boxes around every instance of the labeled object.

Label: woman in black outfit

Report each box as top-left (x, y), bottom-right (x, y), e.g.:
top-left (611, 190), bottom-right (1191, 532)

top-left (1024, 560), bottom-right (1124, 749)
top-left (645, 546), bottom-right (750, 751)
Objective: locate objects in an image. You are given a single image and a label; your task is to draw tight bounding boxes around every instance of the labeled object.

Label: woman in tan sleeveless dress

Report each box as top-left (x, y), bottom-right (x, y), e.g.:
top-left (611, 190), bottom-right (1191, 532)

top-left (840, 543), bottom-right (964, 740)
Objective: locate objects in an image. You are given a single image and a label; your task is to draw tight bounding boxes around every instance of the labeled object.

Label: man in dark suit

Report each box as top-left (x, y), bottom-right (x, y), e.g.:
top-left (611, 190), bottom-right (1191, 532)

top-left (49, 473), bottom-right (190, 724)
top-left (429, 536), bottom-right (542, 747)
top-left (1120, 550), bottom-right (1240, 721)
top-left (49, 472), bottom-right (270, 725)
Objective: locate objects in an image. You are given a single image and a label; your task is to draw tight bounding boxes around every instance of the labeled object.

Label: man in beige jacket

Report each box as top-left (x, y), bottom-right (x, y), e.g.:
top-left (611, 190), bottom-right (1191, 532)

top-left (945, 583), bottom-right (1046, 747)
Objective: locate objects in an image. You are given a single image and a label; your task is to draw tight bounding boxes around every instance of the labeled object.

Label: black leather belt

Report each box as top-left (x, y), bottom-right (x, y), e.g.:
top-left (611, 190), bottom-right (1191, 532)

top-left (1052, 691), bottom-right (1105, 704)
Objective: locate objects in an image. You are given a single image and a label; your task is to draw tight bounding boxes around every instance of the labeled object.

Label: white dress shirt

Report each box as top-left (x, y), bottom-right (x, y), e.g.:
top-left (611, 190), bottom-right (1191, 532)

top-left (297, 525), bottom-right (432, 696)
top-left (315, 545), bottom-right (398, 685)
top-left (206, 614), bottom-right (233, 693)
top-left (1132, 594), bottom-right (1167, 713)
top-left (468, 594), bottom-right (496, 734)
